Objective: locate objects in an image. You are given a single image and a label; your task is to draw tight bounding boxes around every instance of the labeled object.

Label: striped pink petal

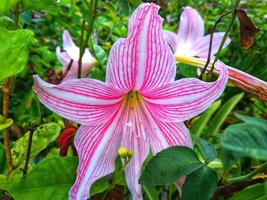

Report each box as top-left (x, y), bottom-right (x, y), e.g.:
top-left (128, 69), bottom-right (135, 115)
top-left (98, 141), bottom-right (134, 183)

top-left (142, 62), bottom-right (228, 122)
top-left (175, 6), bottom-right (204, 56)
top-left (106, 3), bottom-right (176, 92)
top-left (191, 32), bottom-right (231, 58)
top-left (33, 75), bottom-right (124, 124)
top-left (69, 112), bottom-right (122, 200)
top-left (119, 93), bottom-right (150, 200)
top-left (163, 30), bottom-right (178, 52)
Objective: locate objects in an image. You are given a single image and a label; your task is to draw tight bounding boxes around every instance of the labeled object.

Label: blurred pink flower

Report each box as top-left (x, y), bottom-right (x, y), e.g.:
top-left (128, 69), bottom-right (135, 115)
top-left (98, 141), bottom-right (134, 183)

top-left (33, 3), bottom-right (228, 200)
top-left (163, 6), bottom-right (231, 59)
top-left (56, 30), bottom-right (96, 80)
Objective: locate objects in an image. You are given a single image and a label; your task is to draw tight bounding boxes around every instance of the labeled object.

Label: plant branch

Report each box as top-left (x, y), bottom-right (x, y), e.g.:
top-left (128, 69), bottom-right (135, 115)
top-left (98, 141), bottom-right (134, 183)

top-left (78, 20), bottom-right (86, 79)
top-left (22, 124), bottom-right (36, 176)
top-left (60, 59), bottom-right (74, 82)
top-left (199, 11), bottom-right (232, 80)
top-left (208, 0), bottom-right (240, 76)
top-left (2, 79), bottom-right (14, 174)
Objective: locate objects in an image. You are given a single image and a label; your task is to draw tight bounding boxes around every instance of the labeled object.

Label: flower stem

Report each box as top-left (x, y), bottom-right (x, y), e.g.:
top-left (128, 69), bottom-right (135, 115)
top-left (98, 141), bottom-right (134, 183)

top-left (22, 124), bottom-right (36, 175)
top-left (78, 20), bottom-right (86, 79)
top-left (2, 79), bottom-right (14, 174)
top-left (227, 161), bottom-right (267, 184)
top-left (208, 0), bottom-right (240, 76)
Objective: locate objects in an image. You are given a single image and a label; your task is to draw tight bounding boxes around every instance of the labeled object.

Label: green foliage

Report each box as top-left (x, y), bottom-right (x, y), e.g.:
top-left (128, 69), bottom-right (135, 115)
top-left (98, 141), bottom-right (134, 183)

top-left (0, 0), bottom-right (19, 16)
top-left (221, 117), bottom-right (267, 161)
top-left (191, 100), bottom-right (221, 136)
top-left (195, 137), bottom-right (216, 164)
top-left (228, 183), bottom-right (267, 200)
top-left (0, 143), bottom-right (5, 172)
top-left (0, 28), bottom-right (33, 82)
top-left (0, 116), bottom-right (13, 131)
top-left (140, 147), bottom-right (203, 185)
top-left (22, 0), bottom-right (58, 12)
top-left (181, 166), bottom-right (217, 200)
top-left (8, 157), bottom-right (78, 200)
top-left (207, 93), bottom-right (244, 134)
top-left (11, 123), bottom-right (61, 167)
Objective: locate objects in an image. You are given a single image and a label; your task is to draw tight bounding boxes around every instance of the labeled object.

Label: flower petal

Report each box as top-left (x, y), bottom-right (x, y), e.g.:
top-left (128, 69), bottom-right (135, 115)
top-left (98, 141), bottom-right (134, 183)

top-left (106, 3), bottom-right (176, 92)
top-left (190, 32), bottom-right (231, 58)
top-left (176, 6), bottom-right (204, 56)
top-left (62, 30), bottom-right (80, 60)
top-left (163, 30), bottom-right (178, 52)
top-left (120, 99), bottom-right (150, 200)
top-left (142, 62), bottom-right (228, 122)
top-left (33, 75), bottom-right (124, 124)
top-left (69, 111), bottom-right (122, 200)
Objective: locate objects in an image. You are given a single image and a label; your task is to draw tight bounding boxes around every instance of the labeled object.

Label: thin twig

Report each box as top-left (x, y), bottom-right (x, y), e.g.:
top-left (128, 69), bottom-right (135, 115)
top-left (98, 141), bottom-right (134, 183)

top-left (2, 79), bottom-right (14, 174)
top-left (208, 0), bottom-right (241, 76)
top-left (60, 59), bottom-right (74, 82)
top-left (22, 124), bottom-right (36, 176)
top-left (199, 11), bottom-right (232, 79)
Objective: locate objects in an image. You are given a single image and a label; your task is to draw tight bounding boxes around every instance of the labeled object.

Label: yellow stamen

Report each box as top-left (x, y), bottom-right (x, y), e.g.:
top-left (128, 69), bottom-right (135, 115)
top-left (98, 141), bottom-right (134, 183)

top-left (118, 147), bottom-right (128, 158)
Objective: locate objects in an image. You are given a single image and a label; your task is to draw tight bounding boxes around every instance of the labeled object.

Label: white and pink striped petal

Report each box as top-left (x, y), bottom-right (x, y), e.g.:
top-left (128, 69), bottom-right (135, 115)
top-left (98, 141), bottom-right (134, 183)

top-left (106, 3), bottom-right (176, 92)
top-left (69, 111), bottom-right (122, 200)
top-left (175, 6), bottom-right (204, 55)
top-left (33, 75), bottom-right (124, 124)
top-left (142, 62), bottom-right (228, 122)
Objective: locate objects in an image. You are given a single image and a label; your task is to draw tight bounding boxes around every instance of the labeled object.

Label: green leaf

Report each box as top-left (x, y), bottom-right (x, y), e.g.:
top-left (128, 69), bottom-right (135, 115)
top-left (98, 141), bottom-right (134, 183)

top-left (195, 137), bottom-right (216, 164)
top-left (0, 28), bottom-right (33, 82)
top-left (0, 16), bottom-right (17, 30)
top-left (181, 166), bottom-right (217, 200)
top-left (90, 178), bottom-right (110, 196)
top-left (0, 142), bottom-right (5, 172)
top-left (228, 183), bottom-right (266, 200)
top-left (235, 114), bottom-right (267, 129)
top-left (93, 44), bottom-right (108, 67)
top-left (139, 146), bottom-right (203, 185)
top-left (0, 118), bottom-right (13, 131)
top-left (0, 175), bottom-right (9, 190)
top-left (191, 100), bottom-right (221, 136)
top-left (22, 0), bottom-right (58, 12)
top-left (142, 185), bottom-right (159, 200)
top-left (0, 0), bottom-right (19, 16)
top-left (9, 157), bottom-right (78, 200)
top-left (207, 93), bottom-right (244, 134)
top-left (221, 120), bottom-right (267, 160)
top-left (11, 123), bottom-right (61, 166)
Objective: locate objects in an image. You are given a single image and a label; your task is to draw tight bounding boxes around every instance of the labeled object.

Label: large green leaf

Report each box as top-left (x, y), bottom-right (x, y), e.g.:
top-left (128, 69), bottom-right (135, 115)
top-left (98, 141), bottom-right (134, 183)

top-left (195, 137), bottom-right (216, 164)
top-left (181, 166), bottom-right (217, 200)
top-left (228, 183), bottom-right (267, 200)
top-left (0, 28), bottom-right (33, 82)
top-left (0, 175), bottom-right (9, 191)
top-left (9, 157), bottom-right (78, 200)
top-left (221, 119), bottom-right (267, 160)
top-left (191, 100), bottom-right (221, 136)
top-left (139, 147), bottom-right (203, 185)
top-left (207, 93), bottom-right (244, 134)
top-left (0, 0), bottom-right (19, 15)
top-left (11, 123), bottom-right (61, 166)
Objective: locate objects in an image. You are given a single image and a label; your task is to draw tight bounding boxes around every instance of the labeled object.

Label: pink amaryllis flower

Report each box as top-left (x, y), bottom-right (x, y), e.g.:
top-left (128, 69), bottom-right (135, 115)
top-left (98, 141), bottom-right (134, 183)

top-left (164, 6), bottom-right (267, 102)
top-left (56, 30), bottom-right (96, 80)
top-left (33, 3), bottom-right (228, 200)
top-left (163, 6), bottom-right (231, 59)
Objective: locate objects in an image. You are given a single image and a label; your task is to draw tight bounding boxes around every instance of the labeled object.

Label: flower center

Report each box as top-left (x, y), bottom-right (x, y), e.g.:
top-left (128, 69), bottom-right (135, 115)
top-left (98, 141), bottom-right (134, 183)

top-left (124, 90), bottom-right (142, 109)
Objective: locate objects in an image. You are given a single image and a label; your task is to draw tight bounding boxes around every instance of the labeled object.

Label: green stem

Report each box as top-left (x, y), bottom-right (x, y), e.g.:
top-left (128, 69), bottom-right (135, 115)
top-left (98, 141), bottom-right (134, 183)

top-left (227, 161), bottom-right (267, 184)
top-left (78, 20), bottom-right (86, 79)
top-left (208, 0), bottom-right (240, 76)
